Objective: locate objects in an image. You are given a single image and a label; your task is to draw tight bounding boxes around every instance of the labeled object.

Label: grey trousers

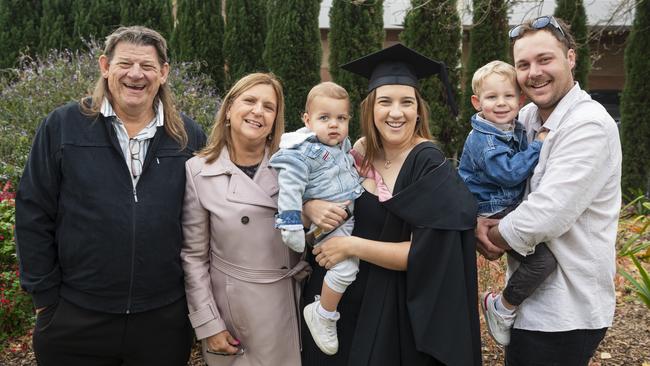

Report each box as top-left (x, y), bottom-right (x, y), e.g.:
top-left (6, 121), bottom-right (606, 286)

top-left (489, 207), bottom-right (557, 306)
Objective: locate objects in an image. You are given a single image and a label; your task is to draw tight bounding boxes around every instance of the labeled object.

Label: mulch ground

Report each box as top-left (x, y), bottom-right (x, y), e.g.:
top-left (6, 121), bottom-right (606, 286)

top-left (3, 256), bottom-right (649, 365)
top-left (2, 297), bottom-right (647, 366)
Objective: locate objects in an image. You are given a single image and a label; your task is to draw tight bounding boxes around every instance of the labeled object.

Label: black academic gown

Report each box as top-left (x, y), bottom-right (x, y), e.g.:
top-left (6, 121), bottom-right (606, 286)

top-left (347, 142), bottom-right (481, 366)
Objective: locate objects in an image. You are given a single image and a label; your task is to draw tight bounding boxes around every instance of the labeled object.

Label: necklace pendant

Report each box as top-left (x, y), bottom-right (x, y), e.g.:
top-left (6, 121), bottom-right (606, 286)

top-left (384, 160), bottom-right (391, 169)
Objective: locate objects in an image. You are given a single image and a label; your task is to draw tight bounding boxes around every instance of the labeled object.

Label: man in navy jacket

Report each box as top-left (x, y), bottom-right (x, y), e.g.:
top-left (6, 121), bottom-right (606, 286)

top-left (16, 26), bottom-right (206, 366)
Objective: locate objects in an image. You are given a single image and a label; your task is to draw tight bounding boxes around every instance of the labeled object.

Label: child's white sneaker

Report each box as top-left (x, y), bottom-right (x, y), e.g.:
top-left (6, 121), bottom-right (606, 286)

top-left (481, 291), bottom-right (515, 346)
top-left (303, 299), bottom-right (339, 355)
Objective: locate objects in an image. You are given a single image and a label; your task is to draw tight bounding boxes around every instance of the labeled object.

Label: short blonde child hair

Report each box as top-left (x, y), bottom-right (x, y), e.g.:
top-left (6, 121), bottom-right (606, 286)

top-left (304, 81), bottom-right (350, 113)
top-left (471, 60), bottom-right (519, 96)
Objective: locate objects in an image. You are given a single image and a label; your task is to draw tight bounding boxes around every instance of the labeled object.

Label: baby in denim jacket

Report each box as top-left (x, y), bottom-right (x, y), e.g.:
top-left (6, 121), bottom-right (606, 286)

top-left (458, 61), bottom-right (555, 346)
top-left (269, 82), bottom-right (363, 355)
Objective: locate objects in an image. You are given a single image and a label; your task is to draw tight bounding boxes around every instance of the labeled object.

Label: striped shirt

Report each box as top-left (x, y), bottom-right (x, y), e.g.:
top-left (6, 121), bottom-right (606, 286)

top-left (100, 98), bottom-right (164, 187)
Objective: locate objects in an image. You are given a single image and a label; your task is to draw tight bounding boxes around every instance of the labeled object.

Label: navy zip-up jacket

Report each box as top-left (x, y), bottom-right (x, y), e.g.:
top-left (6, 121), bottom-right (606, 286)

top-left (15, 101), bottom-right (206, 313)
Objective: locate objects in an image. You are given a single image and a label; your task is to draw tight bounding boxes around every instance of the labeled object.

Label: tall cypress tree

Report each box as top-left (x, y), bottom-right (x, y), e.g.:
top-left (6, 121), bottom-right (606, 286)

top-left (329, 0), bottom-right (384, 141)
top-left (223, 0), bottom-right (266, 89)
top-left (461, 0), bottom-right (509, 133)
top-left (264, 0), bottom-right (322, 132)
top-left (172, 0), bottom-right (225, 91)
top-left (119, 0), bottom-right (172, 39)
top-left (0, 0), bottom-right (41, 68)
top-left (620, 0), bottom-right (650, 196)
top-left (39, 0), bottom-right (76, 53)
top-left (401, 0), bottom-right (463, 158)
top-left (73, 0), bottom-right (121, 48)
top-left (555, 0), bottom-right (590, 88)
top-left (119, 0), bottom-right (173, 41)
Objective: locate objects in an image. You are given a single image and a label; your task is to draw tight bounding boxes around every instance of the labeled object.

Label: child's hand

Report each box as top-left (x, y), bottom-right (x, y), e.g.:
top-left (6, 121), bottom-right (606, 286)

top-left (536, 130), bottom-right (549, 141)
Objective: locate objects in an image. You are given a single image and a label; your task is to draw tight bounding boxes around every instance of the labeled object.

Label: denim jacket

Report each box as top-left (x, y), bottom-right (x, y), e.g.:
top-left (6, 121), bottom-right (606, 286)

top-left (269, 127), bottom-right (363, 230)
top-left (458, 113), bottom-right (542, 215)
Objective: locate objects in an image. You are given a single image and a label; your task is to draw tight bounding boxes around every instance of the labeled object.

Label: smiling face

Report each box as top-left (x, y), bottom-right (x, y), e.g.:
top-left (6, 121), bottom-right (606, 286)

top-left (304, 96), bottom-right (350, 146)
top-left (471, 73), bottom-right (523, 125)
top-left (227, 83), bottom-right (278, 149)
top-left (99, 42), bottom-right (169, 120)
top-left (513, 30), bottom-right (576, 120)
top-left (372, 84), bottom-right (419, 148)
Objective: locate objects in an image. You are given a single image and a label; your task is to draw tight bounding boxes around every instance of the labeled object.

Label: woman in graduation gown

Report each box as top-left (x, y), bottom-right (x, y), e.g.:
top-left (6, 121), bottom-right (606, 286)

top-left (301, 44), bottom-right (482, 366)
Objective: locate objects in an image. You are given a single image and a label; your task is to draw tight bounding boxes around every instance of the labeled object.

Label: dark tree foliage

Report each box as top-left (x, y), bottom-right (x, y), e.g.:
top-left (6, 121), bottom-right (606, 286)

top-left (39, 0), bottom-right (76, 53)
top-left (172, 0), bottom-right (225, 91)
top-left (264, 0), bottom-right (322, 132)
top-left (0, 0), bottom-right (41, 68)
top-left (329, 0), bottom-right (384, 141)
top-left (620, 0), bottom-right (650, 196)
top-left (223, 0), bottom-right (266, 89)
top-left (461, 0), bottom-right (509, 133)
top-left (73, 0), bottom-right (121, 47)
top-left (119, 0), bottom-right (173, 42)
top-left (401, 0), bottom-right (463, 158)
top-left (554, 0), bottom-right (590, 88)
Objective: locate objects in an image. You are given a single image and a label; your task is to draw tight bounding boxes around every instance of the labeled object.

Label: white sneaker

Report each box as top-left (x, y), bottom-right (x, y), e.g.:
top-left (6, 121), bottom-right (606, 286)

top-left (481, 292), bottom-right (515, 346)
top-left (303, 298), bottom-right (339, 355)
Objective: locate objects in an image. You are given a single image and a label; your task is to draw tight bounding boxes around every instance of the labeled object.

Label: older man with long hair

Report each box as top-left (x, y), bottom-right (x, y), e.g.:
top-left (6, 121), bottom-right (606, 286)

top-left (16, 26), bottom-right (206, 365)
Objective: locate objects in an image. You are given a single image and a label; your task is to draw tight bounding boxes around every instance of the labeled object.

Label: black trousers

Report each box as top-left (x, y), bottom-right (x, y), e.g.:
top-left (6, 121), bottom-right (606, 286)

top-left (33, 297), bottom-right (194, 366)
top-left (489, 208), bottom-right (557, 306)
top-left (505, 328), bottom-right (607, 366)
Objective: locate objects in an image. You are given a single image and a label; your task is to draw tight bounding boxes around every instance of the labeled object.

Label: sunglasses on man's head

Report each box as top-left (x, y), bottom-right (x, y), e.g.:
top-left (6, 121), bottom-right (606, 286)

top-left (509, 15), bottom-right (566, 40)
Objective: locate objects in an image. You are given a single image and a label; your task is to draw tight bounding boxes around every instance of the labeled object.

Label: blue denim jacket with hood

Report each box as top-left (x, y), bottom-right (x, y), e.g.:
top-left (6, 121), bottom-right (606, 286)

top-left (269, 127), bottom-right (363, 230)
top-left (458, 113), bottom-right (542, 215)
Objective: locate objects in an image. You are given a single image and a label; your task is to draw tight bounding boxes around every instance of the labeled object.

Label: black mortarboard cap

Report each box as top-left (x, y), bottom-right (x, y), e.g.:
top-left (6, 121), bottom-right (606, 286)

top-left (340, 43), bottom-right (457, 116)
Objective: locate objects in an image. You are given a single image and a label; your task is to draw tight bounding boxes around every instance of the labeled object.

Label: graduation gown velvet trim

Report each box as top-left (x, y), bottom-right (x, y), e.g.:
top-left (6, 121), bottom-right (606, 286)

top-left (349, 141), bottom-right (481, 366)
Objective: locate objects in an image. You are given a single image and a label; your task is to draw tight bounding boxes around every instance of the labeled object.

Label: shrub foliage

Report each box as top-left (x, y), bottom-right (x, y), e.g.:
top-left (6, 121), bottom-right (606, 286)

top-left (401, 0), bottom-right (464, 158)
top-left (172, 0), bottom-right (225, 92)
top-left (0, 0), bottom-right (41, 69)
top-left (328, 0), bottom-right (384, 141)
top-left (264, 0), bottom-right (322, 132)
top-left (223, 0), bottom-right (267, 89)
top-left (461, 0), bottom-right (509, 132)
top-left (620, 0), bottom-right (650, 196)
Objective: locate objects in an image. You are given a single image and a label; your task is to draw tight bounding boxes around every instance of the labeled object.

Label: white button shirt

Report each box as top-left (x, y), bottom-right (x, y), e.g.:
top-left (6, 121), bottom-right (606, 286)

top-left (499, 83), bottom-right (622, 331)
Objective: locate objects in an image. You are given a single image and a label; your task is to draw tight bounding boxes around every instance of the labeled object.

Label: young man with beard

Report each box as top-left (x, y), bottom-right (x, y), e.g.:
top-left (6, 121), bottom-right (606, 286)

top-left (475, 16), bottom-right (622, 366)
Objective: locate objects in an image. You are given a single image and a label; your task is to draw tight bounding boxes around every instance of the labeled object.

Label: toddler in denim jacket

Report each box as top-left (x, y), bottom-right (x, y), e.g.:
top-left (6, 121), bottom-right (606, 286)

top-left (458, 61), bottom-right (556, 346)
top-left (269, 82), bottom-right (363, 355)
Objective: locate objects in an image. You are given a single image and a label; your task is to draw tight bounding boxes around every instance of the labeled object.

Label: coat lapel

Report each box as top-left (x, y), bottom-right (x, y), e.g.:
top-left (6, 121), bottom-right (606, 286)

top-left (200, 147), bottom-right (278, 209)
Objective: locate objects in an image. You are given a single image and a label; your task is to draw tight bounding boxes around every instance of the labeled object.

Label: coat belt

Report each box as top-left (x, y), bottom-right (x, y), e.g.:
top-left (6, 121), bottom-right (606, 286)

top-left (210, 251), bottom-right (311, 283)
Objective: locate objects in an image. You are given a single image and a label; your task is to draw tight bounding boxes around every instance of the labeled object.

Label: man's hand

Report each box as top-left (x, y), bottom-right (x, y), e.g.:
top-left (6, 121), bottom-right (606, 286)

top-left (475, 217), bottom-right (506, 260)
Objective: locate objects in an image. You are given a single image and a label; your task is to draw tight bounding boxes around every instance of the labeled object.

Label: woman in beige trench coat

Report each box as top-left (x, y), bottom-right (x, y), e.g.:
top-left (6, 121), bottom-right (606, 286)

top-left (181, 73), bottom-right (309, 366)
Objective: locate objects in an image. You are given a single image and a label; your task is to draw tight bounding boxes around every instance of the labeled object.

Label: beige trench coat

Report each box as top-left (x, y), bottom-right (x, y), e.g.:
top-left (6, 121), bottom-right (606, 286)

top-left (181, 147), bottom-right (308, 366)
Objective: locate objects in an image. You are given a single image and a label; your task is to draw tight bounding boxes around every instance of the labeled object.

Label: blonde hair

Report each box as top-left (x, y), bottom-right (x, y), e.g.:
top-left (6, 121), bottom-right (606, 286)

top-left (472, 60), bottom-right (519, 96)
top-left (359, 86), bottom-right (432, 171)
top-left (199, 73), bottom-right (285, 164)
top-left (80, 26), bottom-right (188, 149)
top-left (304, 81), bottom-right (350, 113)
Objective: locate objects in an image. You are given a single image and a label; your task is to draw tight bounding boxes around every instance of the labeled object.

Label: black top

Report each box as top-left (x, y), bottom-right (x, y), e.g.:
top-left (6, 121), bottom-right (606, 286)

top-left (301, 142), bottom-right (481, 366)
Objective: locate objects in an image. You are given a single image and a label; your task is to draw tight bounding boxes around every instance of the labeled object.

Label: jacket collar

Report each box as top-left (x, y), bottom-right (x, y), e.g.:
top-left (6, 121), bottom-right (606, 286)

top-left (471, 113), bottom-right (523, 141)
top-left (199, 146), bottom-right (278, 209)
